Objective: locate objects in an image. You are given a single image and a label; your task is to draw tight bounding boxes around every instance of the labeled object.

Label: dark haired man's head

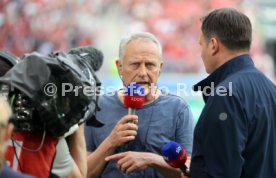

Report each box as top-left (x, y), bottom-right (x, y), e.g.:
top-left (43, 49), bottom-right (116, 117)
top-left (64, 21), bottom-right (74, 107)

top-left (199, 8), bottom-right (253, 73)
top-left (201, 8), bottom-right (252, 51)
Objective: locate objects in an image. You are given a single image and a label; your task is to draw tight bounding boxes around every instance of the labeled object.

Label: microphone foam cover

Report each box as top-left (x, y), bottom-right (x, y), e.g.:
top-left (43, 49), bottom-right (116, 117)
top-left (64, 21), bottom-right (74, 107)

top-left (69, 46), bottom-right (103, 71)
top-left (161, 141), bottom-right (187, 168)
top-left (124, 83), bottom-right (145, 109)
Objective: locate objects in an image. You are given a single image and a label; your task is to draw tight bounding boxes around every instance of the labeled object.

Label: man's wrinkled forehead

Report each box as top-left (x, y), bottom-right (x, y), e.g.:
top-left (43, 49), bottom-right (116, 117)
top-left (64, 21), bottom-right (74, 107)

top-left (125, 40), bottom-right (160, 58)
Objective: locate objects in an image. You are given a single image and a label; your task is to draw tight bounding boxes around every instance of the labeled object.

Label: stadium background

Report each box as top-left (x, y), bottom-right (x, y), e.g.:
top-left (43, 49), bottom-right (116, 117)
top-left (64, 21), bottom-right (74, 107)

top-left (0, 0), bottom-right (275, 122)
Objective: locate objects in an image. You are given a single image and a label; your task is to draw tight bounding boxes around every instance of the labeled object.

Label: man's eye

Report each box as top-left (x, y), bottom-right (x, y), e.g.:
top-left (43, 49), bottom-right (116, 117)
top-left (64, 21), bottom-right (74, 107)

top-left (146, 63), bottom-right (155, 67)
top-left (131, 63), bottom-right (139, 66)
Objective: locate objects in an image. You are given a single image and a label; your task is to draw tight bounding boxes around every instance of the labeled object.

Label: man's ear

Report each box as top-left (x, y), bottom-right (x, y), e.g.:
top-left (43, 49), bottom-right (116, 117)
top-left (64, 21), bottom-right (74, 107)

top-left (159, 61), bottom-right (164, 76)
top-left (210, 37), bottom-right (219, 56)
top-left (115, 59), bottom-right (123, 76)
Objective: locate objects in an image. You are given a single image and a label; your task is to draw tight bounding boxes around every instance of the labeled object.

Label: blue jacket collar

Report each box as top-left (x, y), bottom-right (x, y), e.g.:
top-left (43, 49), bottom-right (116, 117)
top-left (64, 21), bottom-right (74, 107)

top-left (193, 54), bottom-right (254, 101)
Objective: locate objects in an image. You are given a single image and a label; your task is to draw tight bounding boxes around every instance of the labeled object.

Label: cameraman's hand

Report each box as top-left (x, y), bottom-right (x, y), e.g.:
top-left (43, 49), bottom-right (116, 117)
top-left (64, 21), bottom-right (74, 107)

top-left (106, 115), bottom-right (138, 148)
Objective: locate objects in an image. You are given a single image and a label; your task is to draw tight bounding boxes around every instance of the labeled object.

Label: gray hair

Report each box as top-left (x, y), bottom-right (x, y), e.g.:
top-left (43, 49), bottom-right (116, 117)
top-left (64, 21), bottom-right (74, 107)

top-left (119, 32), bottom-right (162, 62)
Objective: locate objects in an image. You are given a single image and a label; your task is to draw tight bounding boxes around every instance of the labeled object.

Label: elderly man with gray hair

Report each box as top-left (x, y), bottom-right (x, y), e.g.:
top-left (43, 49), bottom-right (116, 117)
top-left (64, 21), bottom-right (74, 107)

top-left (85, 32), bottom-right (194, 178)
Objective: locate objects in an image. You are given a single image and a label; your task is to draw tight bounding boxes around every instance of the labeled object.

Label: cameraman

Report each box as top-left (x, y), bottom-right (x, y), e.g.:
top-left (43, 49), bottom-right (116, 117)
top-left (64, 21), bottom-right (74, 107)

top-left (0, 97), bottom-right (33, 178)
top-left (0, 51), bottom-right (87, 178)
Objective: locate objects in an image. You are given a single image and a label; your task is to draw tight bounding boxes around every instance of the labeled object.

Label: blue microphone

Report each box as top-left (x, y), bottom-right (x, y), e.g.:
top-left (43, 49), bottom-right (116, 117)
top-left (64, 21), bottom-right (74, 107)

top-left (161, 141), bottom-right (189, 175)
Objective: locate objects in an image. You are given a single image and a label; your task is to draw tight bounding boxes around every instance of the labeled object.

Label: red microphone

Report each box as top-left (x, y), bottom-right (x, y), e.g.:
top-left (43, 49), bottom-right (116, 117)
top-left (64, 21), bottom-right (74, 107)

top-left (123, 83), bottom-right (145, 151)
top-left (123, 83), bottom-right (145, 115)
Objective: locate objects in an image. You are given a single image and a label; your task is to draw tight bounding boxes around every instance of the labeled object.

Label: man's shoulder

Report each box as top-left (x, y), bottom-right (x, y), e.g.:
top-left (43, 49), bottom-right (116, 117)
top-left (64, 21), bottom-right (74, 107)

top-left (161, 91), bottom-right (186, 100)
top-left (224, 66), bottom-right (264, 83)
top-left (159, 92), bottom-right (190, 108)
top-left (222, 67), bottom-right (275, 92)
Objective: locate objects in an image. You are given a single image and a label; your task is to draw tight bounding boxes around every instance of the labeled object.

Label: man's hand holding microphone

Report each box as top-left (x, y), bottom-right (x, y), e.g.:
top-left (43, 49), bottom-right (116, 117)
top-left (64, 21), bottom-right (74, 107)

top-left (105, 115), bottom-right (138, 148)
top-left (106, 83), bottom-right (145, 148)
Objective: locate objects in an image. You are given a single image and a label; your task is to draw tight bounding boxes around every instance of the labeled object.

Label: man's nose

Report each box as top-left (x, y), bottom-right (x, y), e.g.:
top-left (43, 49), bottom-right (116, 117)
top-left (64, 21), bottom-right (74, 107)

top-left (138, 64), bottom-right (147, 77)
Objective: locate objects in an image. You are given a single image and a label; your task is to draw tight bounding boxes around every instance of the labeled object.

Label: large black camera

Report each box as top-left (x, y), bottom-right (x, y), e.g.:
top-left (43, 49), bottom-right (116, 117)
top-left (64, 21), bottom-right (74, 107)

top-left (0, 47), bottom-right (104, 138)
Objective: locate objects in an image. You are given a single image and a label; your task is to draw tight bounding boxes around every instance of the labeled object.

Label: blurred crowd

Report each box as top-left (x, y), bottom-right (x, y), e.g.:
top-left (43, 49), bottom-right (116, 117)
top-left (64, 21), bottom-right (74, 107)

top-left (0, 0), bottom-right (99, 55)
top-left (0, 0), bottom-right (274, 77)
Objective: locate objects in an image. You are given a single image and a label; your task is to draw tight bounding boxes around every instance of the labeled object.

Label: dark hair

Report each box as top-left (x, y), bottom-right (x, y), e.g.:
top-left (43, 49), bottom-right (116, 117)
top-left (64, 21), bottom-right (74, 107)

top-left (201, 8), bottom-right (252, 51)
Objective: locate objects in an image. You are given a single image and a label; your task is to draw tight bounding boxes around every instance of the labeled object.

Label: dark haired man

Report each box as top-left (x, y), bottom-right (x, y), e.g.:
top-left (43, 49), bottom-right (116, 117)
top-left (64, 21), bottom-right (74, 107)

top-left (190, 8), bottom-right (276, 178)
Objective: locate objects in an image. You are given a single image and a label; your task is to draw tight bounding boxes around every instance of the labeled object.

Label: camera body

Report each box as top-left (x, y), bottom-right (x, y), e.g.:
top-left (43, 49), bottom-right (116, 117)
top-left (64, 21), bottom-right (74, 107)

top-left (0, 49), bottom-right (103, 137)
